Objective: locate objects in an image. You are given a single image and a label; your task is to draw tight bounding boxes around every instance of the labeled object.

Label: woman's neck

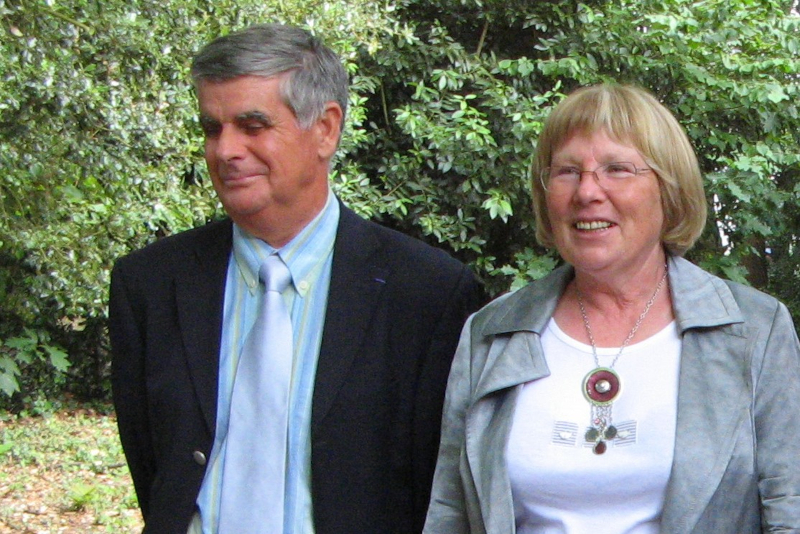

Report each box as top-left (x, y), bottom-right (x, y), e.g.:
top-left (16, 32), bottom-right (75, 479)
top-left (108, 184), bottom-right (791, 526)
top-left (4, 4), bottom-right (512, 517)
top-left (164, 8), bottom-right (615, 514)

top-left (554, 259), bottom-right (674, 348)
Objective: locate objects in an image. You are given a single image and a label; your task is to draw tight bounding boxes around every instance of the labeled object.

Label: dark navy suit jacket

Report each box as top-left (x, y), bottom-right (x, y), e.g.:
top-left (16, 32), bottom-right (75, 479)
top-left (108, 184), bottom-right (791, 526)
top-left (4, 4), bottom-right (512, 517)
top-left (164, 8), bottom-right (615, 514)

top-left (110, 203), bottom-right (484, 533)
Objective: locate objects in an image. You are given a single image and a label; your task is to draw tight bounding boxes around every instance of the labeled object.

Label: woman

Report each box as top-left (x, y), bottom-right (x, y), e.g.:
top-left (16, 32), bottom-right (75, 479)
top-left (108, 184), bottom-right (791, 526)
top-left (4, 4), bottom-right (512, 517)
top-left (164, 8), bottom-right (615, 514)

top-left (423, 83), bottom-right (800, 533)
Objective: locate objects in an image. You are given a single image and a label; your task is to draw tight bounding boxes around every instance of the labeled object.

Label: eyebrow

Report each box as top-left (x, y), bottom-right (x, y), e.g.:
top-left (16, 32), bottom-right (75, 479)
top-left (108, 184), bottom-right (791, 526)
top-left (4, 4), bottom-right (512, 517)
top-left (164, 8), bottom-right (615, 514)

top-left (235, 110), bottom-right (273, 125)
top-left (198, 110), bottom-right (274, 127)
top-left (199, 115), bottom-right (220, 129)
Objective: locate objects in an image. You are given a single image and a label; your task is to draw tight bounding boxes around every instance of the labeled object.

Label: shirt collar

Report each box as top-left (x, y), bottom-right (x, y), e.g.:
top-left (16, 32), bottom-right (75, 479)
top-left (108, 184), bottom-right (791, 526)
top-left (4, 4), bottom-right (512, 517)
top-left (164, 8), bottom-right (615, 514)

top-left (232, 188), bottom-right (339, 297)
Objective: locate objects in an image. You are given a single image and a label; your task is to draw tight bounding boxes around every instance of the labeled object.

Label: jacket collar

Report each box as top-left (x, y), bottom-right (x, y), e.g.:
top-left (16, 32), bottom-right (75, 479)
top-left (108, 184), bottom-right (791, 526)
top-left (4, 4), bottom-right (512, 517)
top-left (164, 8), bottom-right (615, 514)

top-left (176, 218), bottom-right (234, 434)
top-left (470, 254), bottom-right (744, 403)
top-left (311, 203), bottom-right (390, 427)
top-left (480, 254), bottom-right (743, 338)
top-left (667, 255), bottom-right (744, 331)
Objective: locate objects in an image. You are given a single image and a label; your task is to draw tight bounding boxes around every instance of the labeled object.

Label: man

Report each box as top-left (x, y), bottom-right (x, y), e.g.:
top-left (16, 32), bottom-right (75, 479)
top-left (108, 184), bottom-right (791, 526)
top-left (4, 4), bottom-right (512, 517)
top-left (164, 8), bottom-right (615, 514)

top-left (109, 23), bottom-right (483, 534)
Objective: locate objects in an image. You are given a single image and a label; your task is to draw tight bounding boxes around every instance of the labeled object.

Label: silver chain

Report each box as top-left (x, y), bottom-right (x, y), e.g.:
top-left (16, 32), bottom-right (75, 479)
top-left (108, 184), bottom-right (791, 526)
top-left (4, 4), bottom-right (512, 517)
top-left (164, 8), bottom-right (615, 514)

top-left (576, 264), bottom-right (669, 369)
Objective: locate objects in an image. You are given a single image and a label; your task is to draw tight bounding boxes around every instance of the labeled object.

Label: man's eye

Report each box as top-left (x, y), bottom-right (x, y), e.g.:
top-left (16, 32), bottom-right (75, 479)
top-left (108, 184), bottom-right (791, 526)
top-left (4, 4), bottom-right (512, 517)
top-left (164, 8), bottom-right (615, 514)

top-left (202, 125), bottom-right (221, 138)
top-left (242, 121), bottom-right (267, 134)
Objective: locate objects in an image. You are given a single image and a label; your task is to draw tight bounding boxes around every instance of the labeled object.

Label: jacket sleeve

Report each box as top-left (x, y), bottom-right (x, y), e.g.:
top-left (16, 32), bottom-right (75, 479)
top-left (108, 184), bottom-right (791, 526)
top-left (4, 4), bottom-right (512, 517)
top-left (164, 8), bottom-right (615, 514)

top-left (753, 301), bottom-right (800, 529)
top-left (109, 259), bottom-right (155, 517)
top-left (413, 265), bottom-right (484, 531)
top-left (423, 313), bottom-right (477, 534)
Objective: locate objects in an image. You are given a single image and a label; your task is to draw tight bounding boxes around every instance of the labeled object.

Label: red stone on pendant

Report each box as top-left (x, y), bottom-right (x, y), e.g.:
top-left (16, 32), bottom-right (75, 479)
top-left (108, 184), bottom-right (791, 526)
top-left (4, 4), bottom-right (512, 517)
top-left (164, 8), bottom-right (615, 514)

top-left (583, 368), bottom-right (621, 405)
top-left (593, 441), bottom-right (607, 455)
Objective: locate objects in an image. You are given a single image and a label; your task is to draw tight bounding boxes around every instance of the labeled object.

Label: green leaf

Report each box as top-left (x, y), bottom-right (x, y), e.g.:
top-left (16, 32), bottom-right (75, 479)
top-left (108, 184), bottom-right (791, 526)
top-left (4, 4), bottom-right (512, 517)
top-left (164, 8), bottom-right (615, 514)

top-left (44, 345), bottom-right (71, 372)
top-left (0, 373), bottom-right (20, 397)
top-left (4, 336), bottom-right (36, 352)
top-left (59, 185), bottom-right (85, 203)
top-left (766, 85), bottom-right (788, 104)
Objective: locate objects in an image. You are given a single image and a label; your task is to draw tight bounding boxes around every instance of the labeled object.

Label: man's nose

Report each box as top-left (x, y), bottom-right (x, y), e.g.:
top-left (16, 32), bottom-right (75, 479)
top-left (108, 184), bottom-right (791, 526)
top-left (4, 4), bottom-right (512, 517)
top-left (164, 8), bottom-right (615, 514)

top-left (214, 127), bottom-right (247, 161)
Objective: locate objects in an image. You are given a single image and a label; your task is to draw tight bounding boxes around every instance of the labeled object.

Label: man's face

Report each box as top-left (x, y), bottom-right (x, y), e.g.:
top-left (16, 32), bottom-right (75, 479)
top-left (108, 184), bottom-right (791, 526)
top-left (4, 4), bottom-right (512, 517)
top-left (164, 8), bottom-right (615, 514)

top-left (197, 74), bottom-right (337, 243)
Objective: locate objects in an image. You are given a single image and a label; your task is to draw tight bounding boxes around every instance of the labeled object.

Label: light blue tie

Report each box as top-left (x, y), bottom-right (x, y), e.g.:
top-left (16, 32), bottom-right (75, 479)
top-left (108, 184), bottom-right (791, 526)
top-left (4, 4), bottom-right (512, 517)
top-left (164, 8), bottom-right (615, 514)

top-left (219, 254), bottom-right (293, 532)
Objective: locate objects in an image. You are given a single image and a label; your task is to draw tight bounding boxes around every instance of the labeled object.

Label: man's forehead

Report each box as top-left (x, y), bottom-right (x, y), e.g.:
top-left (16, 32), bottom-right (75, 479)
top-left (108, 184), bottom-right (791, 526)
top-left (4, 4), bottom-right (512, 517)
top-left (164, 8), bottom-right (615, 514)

top-left (196, 76), bottom-right (290, 118)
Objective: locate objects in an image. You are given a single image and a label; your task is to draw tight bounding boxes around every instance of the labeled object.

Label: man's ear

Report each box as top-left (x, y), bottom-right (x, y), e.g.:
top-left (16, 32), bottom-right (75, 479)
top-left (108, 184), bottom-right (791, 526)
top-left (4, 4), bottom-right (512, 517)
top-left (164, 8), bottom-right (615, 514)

top-left (315, 102), bottom-right (343, 160)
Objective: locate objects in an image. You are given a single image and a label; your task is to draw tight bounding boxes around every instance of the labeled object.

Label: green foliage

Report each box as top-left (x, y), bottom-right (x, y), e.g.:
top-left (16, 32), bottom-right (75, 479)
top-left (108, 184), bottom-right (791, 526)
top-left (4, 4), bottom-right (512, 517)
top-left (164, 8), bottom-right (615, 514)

top-left (0, 329), bottom-right (70, 397)
top-left (0, 0), bottom-right (394, 403)
top-left (353, 0), bottom-right (800, 300)
top-left (67, 482), bottom-right (98, 511)
top-left (1, 0), bottom-right (800, 402)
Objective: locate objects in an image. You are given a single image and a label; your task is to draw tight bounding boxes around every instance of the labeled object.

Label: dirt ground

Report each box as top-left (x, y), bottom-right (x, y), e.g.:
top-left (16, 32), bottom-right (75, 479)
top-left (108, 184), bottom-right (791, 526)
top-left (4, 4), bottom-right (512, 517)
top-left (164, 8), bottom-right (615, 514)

top-left (0, 408), bottom-right (144, 533)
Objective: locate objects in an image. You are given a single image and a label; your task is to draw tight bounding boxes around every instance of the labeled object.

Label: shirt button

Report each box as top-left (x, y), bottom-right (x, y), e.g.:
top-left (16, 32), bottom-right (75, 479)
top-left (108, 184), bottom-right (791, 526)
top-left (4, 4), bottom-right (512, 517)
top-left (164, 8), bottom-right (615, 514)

top-left (298, 280), bottom-right (310, 292)
top-left (193, 450), bottom-right (207, 466)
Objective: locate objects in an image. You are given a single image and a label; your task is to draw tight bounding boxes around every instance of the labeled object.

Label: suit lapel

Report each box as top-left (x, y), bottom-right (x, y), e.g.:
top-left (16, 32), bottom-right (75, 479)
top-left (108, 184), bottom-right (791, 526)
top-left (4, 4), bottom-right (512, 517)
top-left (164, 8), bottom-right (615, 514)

top-left (175, 219), bottom-right (232, 434)
top-left (312, 206), bottom-right (388, 427)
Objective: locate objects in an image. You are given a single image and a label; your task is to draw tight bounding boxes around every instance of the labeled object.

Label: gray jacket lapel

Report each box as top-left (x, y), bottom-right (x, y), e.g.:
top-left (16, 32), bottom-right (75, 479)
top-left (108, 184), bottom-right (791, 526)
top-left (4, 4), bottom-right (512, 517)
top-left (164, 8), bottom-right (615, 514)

top-left (661, 256), bottom-right (747, 532)
top-left (464, 266), bottom-right (571, 531)
top-left (466, 333), bottom-right (547, 534)
top-left (474, 264), bottom-right (572, 399)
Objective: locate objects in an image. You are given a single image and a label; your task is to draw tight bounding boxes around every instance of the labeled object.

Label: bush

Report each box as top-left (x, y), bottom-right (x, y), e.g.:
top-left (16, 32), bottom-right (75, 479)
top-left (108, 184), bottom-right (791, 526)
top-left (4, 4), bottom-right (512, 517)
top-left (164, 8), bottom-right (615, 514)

top-left (2, 0), bottom-right (799, 405)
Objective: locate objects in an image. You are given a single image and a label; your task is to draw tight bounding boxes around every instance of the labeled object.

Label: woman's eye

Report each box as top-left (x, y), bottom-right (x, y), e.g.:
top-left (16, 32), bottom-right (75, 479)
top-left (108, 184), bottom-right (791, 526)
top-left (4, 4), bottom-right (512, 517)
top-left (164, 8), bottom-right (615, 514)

top-left (604, 163), bottom-right (635, 176)
top-left (554, 167), bottom-right (579, 178)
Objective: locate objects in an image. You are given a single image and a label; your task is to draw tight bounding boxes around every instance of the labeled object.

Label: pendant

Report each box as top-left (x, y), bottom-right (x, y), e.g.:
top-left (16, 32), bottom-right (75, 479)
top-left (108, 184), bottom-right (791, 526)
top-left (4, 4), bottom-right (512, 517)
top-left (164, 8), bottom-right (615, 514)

top-left (582, 367), bottom-right (621, 405)
top-left (584, 425), bottom-right (618, 442)
top-left (583, 368), bottom-right (621, 454)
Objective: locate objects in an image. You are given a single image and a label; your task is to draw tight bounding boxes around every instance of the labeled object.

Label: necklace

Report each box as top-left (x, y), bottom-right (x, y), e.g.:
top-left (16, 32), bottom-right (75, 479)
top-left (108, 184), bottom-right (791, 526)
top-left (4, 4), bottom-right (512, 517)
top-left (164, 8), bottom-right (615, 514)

top-left (576, 265), bottom-right (668, 455)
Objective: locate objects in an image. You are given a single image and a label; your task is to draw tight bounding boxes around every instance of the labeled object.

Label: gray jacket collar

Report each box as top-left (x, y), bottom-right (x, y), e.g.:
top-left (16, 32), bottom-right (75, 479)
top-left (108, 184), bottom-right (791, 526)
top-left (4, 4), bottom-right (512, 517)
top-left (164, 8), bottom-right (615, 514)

top-left (472, 255), bottom-right (743, 403)
top-left (481, 254), bottom-right (743, 337)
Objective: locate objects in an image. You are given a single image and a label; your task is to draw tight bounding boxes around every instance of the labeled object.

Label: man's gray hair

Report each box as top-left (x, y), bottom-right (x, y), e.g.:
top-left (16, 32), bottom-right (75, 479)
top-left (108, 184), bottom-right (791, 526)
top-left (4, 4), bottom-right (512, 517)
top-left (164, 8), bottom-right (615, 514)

top-left (191, 23), bottom-right (349, 129)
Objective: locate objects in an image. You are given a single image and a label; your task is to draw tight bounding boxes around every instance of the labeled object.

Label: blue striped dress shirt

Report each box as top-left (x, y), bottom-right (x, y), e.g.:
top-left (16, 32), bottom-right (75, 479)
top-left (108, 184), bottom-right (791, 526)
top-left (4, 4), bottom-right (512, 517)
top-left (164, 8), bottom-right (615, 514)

top-left (189, 191), bottom-right (339, 533)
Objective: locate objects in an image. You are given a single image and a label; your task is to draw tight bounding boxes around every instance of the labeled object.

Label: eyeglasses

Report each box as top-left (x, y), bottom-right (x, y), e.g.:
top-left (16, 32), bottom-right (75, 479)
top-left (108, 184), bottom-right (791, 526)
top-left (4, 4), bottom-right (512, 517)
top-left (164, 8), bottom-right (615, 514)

top-left (540, 162), bottom-right (652, 193)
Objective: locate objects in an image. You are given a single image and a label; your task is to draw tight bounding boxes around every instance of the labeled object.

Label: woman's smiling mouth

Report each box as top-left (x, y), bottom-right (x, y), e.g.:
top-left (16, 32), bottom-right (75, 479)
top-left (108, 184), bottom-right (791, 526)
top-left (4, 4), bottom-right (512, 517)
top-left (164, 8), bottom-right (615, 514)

top-left (575, 220), bottom-right (613, 231)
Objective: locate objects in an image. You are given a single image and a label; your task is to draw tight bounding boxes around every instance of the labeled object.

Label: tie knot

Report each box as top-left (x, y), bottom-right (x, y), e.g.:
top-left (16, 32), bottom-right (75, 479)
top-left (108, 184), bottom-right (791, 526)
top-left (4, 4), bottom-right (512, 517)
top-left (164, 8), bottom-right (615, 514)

top-left (259, 255), bottom-right (291, 293)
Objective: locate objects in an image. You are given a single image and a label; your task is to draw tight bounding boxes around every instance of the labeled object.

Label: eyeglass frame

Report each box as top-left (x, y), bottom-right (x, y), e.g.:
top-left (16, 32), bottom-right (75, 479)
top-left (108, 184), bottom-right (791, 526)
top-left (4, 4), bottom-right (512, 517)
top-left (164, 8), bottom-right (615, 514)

top-left (539, 162), bottom-right (653, 193)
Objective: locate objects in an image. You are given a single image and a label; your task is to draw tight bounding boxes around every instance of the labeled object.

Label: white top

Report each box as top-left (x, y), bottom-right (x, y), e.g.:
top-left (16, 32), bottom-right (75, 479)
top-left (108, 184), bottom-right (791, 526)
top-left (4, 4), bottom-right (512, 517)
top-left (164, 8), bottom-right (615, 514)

top-left (507, 319), bottom-right (681, 534)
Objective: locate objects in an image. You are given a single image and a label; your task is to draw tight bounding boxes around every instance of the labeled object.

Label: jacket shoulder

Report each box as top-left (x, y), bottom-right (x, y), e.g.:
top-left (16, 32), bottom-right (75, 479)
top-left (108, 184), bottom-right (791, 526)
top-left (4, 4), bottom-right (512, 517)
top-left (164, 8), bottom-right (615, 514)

top-left (724, 278), bottom-right (784, 320)
top-left (339, 206), bottom-right (472, 276)
top-left (114, 218), bottom-right (232, 272)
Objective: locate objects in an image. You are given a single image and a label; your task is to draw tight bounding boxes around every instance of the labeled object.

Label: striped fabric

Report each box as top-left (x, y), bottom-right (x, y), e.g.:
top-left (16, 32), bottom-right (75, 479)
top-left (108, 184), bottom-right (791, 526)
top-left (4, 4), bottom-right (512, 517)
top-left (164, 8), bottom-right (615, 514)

top-left (189, 191), bottom-right (339, 534)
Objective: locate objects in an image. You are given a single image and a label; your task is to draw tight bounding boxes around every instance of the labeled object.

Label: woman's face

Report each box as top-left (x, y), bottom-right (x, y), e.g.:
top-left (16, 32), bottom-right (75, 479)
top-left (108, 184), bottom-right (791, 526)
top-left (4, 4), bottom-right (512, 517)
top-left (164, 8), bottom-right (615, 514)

top-left (546, 129), bottom-right (665, 277)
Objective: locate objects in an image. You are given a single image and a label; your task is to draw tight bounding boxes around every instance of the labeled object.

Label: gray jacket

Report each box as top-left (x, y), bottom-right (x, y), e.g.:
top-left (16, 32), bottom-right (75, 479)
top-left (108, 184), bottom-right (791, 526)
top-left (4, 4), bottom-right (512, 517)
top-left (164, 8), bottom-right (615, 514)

top-left (424, 255), bottom-right (800, 533)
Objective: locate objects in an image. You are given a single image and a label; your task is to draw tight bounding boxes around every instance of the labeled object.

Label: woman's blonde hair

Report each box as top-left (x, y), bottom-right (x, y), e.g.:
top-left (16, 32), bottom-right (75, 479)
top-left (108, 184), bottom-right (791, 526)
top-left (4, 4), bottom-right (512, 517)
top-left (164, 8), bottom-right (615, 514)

top-left (531, 83), bottom-right (707, 256)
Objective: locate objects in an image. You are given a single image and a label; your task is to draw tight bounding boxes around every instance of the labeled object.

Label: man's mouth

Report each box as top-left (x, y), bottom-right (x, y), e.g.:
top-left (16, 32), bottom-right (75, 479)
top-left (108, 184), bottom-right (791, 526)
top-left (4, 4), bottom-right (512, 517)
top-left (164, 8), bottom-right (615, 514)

top-left (220, 172), bottom-right (263, 184)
